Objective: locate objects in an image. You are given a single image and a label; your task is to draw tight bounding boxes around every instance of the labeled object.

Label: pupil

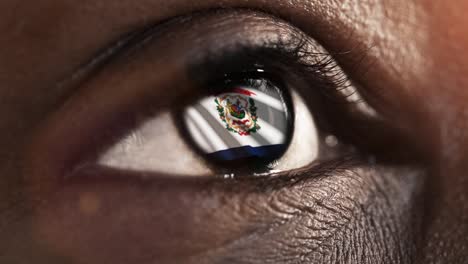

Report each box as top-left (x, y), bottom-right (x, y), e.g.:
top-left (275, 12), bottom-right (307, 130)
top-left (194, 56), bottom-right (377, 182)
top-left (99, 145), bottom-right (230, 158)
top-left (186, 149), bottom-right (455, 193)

top-left (182, 78), bottom-right (293, 171)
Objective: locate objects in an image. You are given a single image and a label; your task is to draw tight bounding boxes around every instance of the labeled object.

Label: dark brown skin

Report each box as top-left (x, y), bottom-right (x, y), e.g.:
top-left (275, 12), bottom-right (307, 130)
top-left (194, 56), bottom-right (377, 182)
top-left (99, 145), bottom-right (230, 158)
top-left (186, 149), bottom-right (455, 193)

top-left (0, 0), bottom-right (467, 263)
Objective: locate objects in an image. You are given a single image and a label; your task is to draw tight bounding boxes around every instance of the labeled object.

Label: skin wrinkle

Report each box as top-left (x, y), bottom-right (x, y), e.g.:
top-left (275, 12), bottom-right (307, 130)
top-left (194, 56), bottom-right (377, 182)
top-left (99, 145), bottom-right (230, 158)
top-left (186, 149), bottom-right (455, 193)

top-left (299, 171), bottom-right (391, 261)
top-left (185, 167), bottom-right (366, 261)
top-left (188, 165), bottom-right (419, 263)
top-left (311, 169), bottom-right (420, 263)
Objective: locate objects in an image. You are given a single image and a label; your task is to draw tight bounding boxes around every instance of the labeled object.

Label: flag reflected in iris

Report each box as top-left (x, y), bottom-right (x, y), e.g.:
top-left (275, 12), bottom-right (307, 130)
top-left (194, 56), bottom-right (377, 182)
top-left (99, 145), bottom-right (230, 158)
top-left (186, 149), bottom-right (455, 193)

top-left (183, 80), bottom-right (293, 166)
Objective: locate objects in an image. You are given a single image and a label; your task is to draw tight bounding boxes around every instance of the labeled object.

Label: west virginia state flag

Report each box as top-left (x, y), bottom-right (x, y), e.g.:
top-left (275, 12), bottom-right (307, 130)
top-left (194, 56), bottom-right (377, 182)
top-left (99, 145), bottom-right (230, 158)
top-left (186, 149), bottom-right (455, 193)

top-left (183, 83), bottom-right (291, 162)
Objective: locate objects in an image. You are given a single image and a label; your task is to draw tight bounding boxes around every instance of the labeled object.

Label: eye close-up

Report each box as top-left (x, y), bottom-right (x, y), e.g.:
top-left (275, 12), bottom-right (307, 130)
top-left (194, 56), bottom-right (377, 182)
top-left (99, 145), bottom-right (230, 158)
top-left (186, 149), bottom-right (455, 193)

top-left (98, 71), bottom-right (323, 177)
top-left (3, 2), bottom-right (465, 264)
top-left (20, 10), bottom-right (426, 264)
top-left (58, 10), bottom-right (386, 181)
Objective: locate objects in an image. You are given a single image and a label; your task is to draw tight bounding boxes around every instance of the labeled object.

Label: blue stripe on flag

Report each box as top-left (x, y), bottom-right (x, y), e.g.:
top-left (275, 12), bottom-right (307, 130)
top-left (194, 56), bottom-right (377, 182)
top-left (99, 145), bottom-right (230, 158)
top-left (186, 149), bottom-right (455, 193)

top-left (206, 144), bottom-right (286, 161)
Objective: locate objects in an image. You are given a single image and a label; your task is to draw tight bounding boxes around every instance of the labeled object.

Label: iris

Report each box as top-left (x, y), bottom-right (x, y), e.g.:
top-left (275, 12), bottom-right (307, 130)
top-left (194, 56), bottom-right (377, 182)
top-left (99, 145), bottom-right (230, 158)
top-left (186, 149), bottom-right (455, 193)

top-left (182, 78), bottom-right (293, 169)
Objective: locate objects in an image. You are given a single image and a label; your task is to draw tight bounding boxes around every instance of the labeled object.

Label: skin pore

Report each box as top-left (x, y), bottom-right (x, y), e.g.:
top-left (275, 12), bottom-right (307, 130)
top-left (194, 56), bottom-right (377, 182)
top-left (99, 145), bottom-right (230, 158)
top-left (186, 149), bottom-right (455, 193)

top-left (0, 0), bottom-right (467, 263)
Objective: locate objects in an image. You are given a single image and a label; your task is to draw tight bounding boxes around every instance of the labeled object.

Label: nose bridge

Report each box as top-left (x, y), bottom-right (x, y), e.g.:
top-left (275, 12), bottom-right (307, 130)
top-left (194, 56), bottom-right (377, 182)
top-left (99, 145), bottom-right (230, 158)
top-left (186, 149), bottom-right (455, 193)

top-left (437, 96), bottom-right (468, 196)
top-left (417, 1), bottom-right (468, 257)
top-left (421, 114), bottom-right (468, 262)
top-left (419, 68), bottom-right (468, 263)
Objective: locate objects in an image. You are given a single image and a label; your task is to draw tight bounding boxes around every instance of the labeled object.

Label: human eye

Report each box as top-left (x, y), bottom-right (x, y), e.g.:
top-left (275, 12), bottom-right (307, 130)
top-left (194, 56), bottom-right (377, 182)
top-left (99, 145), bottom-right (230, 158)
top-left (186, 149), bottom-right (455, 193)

top-left (98, 70), bottom-right (320, 177)
top-left (31, 10), bottom-right (407, 181)
top-left (24, 9), bottom-right (427, 264)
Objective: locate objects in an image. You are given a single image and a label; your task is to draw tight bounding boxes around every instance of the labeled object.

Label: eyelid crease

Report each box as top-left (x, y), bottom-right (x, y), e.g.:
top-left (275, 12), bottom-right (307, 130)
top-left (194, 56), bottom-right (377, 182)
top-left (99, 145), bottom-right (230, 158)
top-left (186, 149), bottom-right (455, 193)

top-left (52, 8), bottom-right (207, 101)
top-left (53, 29), bottom-right (148, 106)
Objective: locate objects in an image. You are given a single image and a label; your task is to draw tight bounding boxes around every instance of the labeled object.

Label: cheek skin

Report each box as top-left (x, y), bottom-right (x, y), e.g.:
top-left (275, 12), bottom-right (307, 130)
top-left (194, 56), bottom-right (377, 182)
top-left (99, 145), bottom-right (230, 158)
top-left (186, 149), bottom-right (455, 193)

top-left (203, 168), bottom-right (424, 264)
top-left (30, 164), bottom-right (423, 264)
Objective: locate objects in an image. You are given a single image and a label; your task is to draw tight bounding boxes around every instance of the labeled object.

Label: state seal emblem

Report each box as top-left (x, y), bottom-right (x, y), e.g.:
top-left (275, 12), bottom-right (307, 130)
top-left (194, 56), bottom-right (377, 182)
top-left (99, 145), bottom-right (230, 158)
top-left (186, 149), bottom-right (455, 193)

top-left (215, 88), bottom-right (261, 136)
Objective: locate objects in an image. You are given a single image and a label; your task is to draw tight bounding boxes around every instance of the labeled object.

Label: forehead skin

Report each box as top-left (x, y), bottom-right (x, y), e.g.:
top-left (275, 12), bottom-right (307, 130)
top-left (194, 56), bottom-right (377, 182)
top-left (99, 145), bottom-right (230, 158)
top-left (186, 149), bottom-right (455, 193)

top-left (0, 0), bottom-right (467, 263)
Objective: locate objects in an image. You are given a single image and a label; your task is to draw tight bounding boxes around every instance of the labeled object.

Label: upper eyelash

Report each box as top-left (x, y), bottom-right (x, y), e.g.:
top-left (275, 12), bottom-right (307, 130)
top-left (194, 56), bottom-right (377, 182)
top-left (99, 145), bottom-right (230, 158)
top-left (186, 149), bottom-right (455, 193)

top-left (277, 36), bottom-right (366, 101)
top-left (290, 42), bottom-right (378, 118)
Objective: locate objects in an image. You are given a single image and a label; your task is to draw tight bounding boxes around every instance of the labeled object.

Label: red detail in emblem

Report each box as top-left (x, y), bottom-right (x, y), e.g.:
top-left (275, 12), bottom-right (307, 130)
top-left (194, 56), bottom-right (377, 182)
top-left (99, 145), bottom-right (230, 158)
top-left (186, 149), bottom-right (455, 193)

top-left (233, 119), bottom-right (250, 125)
top-left (233, 87), bottom-right (256, 96)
